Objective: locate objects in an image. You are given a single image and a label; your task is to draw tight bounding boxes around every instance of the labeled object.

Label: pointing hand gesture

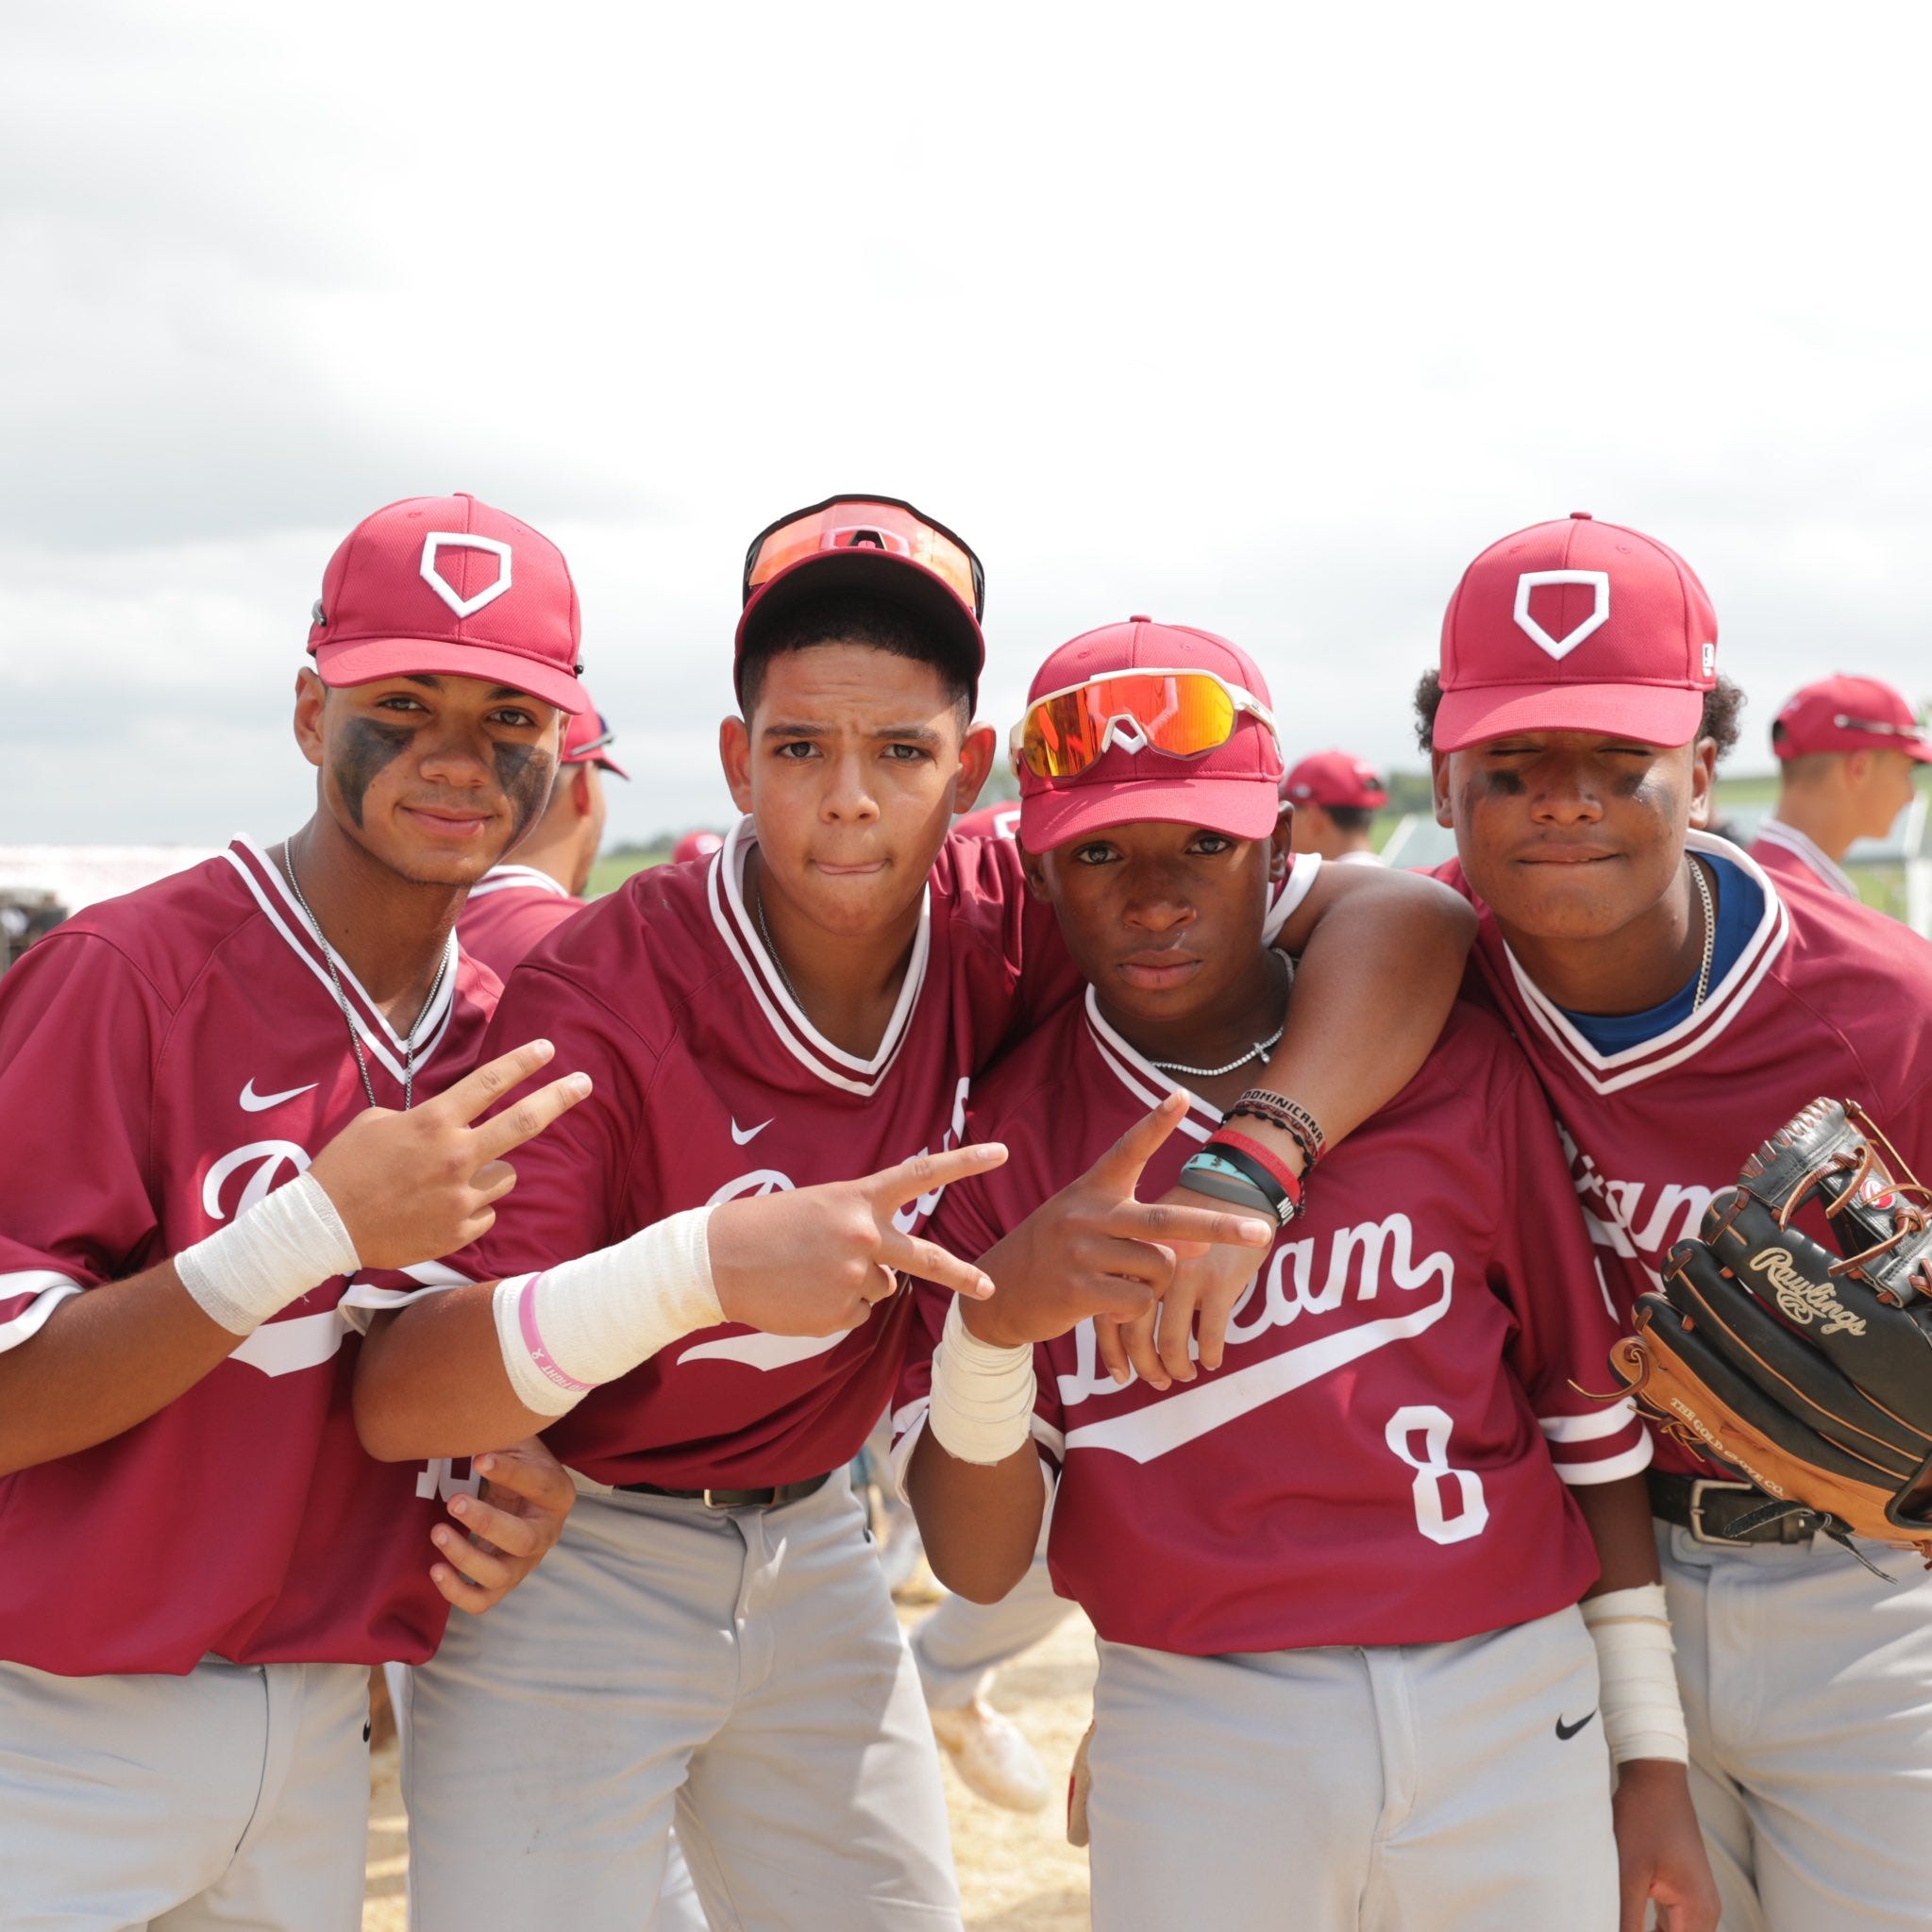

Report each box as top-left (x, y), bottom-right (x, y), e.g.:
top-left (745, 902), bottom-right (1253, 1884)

top-left (963, 1093), bottom-right (1272, 1352)
top-left (308, 1040), bottom-right (593, 1269)
top-left (708, 1142), bottom-right (1011, 1338)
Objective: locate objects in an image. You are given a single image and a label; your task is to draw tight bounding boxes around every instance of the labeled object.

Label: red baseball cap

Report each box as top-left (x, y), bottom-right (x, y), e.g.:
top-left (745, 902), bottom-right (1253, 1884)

top-left (562, 704), bottom-right (630, 780)
top-left (1281, 749), bottom-right (1387, 811)
top-left (1017, 617), bottom-right (1284, 852)
top-left (307, 493), bottom-right (588, 714)
top-left (671, 830), bottom-right (725, 865)
top-left (1433, 512), bottom-right (1717, 751)
top-left (734, 495), bottom-right (984, 706)
top-left (1772, 674), bottom-right (1932, 763)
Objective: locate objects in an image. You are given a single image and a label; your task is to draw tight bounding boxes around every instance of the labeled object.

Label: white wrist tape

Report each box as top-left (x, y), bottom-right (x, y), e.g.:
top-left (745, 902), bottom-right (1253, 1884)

top-left (1582, 1584), bottom-right (1688, 1765)
top-left (927, 1296), bottom-right (1036, 1467)
top-left (175, 1170), bottom-right (360, 1336)
top-left (492, 1205), bottom-right (723, 1419)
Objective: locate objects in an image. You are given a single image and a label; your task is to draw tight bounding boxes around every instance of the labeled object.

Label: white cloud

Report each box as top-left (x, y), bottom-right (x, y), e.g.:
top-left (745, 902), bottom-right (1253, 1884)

top-left (4, 0), bottom-right (1931, 844)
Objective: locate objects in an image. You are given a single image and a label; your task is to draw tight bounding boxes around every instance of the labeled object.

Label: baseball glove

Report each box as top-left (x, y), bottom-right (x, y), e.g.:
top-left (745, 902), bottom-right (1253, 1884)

top-left (1611, 1098), bottom-right (1932, 1567)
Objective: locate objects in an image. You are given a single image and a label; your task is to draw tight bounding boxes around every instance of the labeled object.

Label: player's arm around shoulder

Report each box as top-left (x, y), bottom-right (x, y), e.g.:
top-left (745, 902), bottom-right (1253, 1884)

top-left (1266, 854), bottom-right (1475, 1142)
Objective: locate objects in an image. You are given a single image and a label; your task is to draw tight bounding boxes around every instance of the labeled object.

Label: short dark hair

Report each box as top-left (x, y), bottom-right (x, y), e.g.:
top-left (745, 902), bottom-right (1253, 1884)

top-left (1323, 804), bottom-right (1375, 834)
top-left (736, 593), bottom-right (974, 730)
top-left (1410, 668), bottom-right (1745, 762)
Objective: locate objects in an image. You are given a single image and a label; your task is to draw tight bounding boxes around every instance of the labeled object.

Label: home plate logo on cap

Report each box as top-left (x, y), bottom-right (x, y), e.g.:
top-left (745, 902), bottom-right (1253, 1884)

top-left (420, 532), bottom-right (513, 619)
top-left (1513, 570), bottom-right (1610, 660)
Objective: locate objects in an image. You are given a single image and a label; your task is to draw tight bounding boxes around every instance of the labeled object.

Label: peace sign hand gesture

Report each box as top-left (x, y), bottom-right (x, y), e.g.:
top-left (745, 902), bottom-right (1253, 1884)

top-left (308, 1039), bottom-right (593, 1269)
top-left (961, 1093), bottom-right (1273, 1351)
top-left (709, 1142), bottom-right (1011, 1338)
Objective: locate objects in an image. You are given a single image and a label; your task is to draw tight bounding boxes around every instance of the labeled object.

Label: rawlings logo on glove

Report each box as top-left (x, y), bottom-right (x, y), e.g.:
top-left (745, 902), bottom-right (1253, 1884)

top-left (1612, 1098), bottom-right (1932, 1569)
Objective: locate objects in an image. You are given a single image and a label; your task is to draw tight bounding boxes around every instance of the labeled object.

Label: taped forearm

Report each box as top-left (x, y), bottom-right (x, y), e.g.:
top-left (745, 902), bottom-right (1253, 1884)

top-left (928, 1296), bottom-right (1036, 1465)
top-left (174, 1172), bottom-right (359, 1336)
top-left (1582, 1584), bottom-right (1689, 1765)
top-left (491, 1206), bottom-right (723, 1418)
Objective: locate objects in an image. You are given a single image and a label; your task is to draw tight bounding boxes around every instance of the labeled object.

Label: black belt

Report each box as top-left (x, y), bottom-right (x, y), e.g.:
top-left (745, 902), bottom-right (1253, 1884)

top-left (1649, 1470), bottom-right (1826, 1547)
top-left (615, 1470), bottom-right (832, 1511)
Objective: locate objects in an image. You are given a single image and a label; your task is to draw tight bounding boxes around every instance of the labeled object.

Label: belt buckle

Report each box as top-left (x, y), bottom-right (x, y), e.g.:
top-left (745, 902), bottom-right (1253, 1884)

top-left (1687, 1478), bottom-right (1756, 1547)
top-left (700, 1488), bottom-right (729, 1510)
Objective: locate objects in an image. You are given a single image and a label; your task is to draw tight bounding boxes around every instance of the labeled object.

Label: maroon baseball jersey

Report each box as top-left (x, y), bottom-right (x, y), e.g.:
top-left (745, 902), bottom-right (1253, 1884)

top-left (458, 863), bottom-right (586, 980)
top-left (1747, 818), bottom-right (1858, 899)
top-left (457, 819), bottom-right (1317, 1490)
top-left (0, 839), bottom-right (496, 1675)
top-left (1435, 831), bottom-right (1932, 1478)
top-left (898, 989), bottom-right (1647, 1655)
top-left (951, 802), bottom-right (1021, 842)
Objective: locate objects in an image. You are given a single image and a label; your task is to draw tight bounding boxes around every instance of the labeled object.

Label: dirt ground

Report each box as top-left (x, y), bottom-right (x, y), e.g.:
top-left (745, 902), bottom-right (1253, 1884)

top-left (361, 1596), bottom-right (1096, 1931)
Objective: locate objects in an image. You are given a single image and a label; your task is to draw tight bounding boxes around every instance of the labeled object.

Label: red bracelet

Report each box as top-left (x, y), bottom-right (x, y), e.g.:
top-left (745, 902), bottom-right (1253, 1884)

top-left (1205, 1128), bottom-right (1304, 1211)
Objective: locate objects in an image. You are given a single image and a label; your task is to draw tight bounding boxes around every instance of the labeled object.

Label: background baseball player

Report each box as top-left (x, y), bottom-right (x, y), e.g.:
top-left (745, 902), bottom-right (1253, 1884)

top-left (457, 697), bottom-right (630, 980)
top-left (0, 492), bottom-right (586, 1929)
top-left (899, 615), bottom-right (1713, 1932)
top-left (1747, 674), bottom-right (1932, 899)
top-left (671, 828), bottom-right (728, 864)
top-left (347, 495), bottom-right (1481, 1929)
top-left (1279, 749), bottom-right (1388, 865)
top-left (1421, 512), bottom-right (1932, 1930)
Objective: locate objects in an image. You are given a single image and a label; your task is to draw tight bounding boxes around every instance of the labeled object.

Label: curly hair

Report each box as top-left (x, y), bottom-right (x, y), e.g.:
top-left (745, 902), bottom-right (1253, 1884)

top-left (1410, 668), bottom-right (1745, 762)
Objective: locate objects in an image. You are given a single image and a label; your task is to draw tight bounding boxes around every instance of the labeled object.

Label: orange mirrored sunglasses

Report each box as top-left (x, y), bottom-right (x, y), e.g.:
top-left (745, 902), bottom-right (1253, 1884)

top-left (1012, 669), bottom-right (1279, 781)
top-left (742, 496), bottom-right (985, 621)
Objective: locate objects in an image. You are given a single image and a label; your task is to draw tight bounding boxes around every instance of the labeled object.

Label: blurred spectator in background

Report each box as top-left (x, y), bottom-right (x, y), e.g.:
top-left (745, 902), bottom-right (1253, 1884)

top-left (670, 830), bottom-right (725, 865)
top-left (458, 703), bottom-right (628, 979)
top-left (1280, 750), bottom-right (1387, 865)
top-left (1752, 675), bottom-right (1932, 898)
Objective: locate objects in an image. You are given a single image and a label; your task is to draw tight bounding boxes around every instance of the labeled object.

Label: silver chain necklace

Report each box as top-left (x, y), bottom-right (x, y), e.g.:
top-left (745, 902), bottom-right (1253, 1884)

top-left (1151, 953), bottom-right (1291, 1078)
top-left (753, 874), bottom-right (801, 1006)
top-left (1688, 853), bottom-right (1716, 1013)
top-left (282, 843), bottom-right (449, 1112)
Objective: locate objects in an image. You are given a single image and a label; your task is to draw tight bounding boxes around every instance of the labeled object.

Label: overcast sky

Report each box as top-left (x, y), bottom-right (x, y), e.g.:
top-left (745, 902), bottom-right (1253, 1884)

top-left (4, 1), bottom-right (1929, 847)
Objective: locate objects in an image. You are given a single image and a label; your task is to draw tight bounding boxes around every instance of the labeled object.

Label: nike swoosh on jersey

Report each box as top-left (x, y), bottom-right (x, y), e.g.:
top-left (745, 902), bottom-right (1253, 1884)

top-left (240, 1079), bottom-right (321, 1112)
top-left (730, 1117), bottom-right (773, 1145)
top-left (1555, 1709), bottom-right (1597, 1741)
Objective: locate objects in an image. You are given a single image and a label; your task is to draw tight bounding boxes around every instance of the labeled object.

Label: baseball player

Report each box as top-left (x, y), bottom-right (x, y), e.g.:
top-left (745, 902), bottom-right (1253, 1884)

top-left (899, 615), bottom-right (1714, 1932)
top-left (1280, 748), bottom-right (1388, 864)
top-left (1420, 512), bottom-right (1932, 1930)
top-left (672, 828), bottom-right (728, 863)
top-left (457, 698), bottom-right (629, 979)
top-left (0, 492), bottom-right (589, 1929)
top-left (1747, 674), bottom-right (1931, 899)
top-left (349, 496), bottom-right (1483, 1929)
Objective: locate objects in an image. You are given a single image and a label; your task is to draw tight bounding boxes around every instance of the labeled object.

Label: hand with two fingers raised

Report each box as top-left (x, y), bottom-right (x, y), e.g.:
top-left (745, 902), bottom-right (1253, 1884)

top-left (708, 1141), bottom-right (1011, 1338)
top-left (307, 1039), bottom-right (593, 1269)
top-left (1096, 1169), bottom-right (1289, 1392)
top-left (965, 1094), bottom-right (1273, 1354)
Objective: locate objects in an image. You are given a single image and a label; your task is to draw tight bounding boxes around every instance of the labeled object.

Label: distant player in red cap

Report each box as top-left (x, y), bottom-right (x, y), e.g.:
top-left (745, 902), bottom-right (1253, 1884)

top-left (458, 698), bottom-right (629, 980)
top-left (1280, 748), bottom-right (1389, 865)
top-left (0, 493), bottom-right (593, 1928)
top-left (1748, 674), bottom-right (1931, 898)
top-left (671, 827), bottom-right (726, 864)
top-left (353, 497), bottom-right (1482, 1930)
top-left (899, 614), bottom-right (1711, 1932)
top-left (1420, 512), bottom-right (1932, 1931)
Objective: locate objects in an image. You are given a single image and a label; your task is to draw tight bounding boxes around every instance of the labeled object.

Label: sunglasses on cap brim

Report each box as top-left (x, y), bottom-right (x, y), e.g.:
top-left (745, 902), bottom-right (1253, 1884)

top-left (1011, 669), bottom-right (1279, 781)
top-left (567, 715), bottom-right (619, 763)
top-left (742, 496), bottom-right (985, 622)
top-left (1832, 713), bottom-right (1931, 741)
